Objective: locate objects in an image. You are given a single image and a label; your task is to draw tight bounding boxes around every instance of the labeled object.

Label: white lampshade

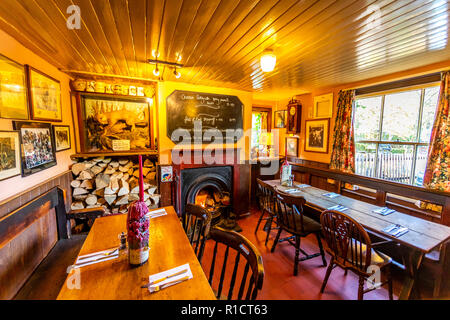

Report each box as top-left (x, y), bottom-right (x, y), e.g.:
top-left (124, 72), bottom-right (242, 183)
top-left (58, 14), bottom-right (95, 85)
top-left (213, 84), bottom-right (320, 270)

top-left (260, 50), bottom-right (276, 72)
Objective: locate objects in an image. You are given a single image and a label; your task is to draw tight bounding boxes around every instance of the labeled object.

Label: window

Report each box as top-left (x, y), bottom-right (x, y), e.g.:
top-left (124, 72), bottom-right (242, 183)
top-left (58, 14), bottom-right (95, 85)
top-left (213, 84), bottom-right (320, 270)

top-left (251, 107), bottom-right (271, 159)
top-left (354, 85), bottom-right (440, 186)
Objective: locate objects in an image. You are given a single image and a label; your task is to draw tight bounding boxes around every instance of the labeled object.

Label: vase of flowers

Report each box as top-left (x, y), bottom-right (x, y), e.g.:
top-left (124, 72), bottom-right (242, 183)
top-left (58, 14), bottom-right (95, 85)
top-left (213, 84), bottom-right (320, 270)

top-left (127, 155), bottom-right (150, 266)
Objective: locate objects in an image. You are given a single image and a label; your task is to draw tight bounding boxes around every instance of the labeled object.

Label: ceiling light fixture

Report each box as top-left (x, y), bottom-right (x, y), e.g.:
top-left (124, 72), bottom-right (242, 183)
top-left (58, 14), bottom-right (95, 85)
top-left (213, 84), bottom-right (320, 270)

top-left (148, 59), bottom-right (184, 79)
top-left (173, 67), bottom-right (181, 79)
top-left (260, 49), bottom-right (276, 72)
top-left (153, 65), bottom-right (160, 77)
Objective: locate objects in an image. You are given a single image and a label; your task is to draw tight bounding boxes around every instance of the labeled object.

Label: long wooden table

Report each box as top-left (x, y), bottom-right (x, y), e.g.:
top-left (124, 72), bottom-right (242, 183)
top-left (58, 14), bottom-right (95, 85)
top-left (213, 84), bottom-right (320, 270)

top-left (57, 206), bottom-right (216, 300)
top-left (265, 180), bottom-right (450, 300)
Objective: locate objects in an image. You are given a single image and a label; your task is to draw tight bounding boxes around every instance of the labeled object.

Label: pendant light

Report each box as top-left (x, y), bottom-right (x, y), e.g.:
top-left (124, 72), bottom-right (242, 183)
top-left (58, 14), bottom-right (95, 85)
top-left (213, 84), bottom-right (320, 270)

top-left (260, 49), bottom-right (276, 72)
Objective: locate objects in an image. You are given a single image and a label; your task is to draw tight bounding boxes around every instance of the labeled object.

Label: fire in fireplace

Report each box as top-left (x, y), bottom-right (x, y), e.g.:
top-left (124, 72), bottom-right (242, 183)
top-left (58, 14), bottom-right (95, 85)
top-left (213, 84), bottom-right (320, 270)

top-left (194, 188), bottom-right (231, 225)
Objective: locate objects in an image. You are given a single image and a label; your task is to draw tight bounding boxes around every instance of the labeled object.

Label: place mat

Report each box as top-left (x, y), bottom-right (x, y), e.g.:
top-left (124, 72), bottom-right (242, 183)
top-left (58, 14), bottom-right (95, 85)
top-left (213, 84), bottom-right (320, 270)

top-left (382, 224), bottom-right (409, 238)
top-left (282, 188), bottom-right (301, 194)
top-left (74, 247), bottom-right (119, 268)
top-left (373, 207), bottom-right (395, 216)
top-left (323, 192), bottom-right (340, 199)
top-left (295, 184), bottom-right (311, 188)
top-left (148, 263), bottom-right (193, 293)
top-left (146, 208), bottom-right (167, 219)
top-left (327, 204), bottom-right (348, 212)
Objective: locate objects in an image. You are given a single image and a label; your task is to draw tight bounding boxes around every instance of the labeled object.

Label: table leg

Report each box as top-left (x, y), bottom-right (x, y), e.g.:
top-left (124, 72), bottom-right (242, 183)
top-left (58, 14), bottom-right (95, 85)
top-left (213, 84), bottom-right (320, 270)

top-left (398, 249), bottom-right (424, 300)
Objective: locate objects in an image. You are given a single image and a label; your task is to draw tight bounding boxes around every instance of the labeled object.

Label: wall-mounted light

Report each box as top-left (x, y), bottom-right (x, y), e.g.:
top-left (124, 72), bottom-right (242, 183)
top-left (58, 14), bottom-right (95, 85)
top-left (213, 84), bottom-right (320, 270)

top-left (148, 58), bottom-right (183, 79)
top-left (260, 49), bottom-right (276, 72)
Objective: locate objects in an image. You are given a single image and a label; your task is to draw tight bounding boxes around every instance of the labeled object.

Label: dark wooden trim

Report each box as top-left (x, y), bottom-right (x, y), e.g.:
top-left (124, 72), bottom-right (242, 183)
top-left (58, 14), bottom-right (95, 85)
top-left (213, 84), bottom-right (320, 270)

top-left (55, 188), bottom-right (69, 240)
top-left (355, 72), bottom-right (441, 96)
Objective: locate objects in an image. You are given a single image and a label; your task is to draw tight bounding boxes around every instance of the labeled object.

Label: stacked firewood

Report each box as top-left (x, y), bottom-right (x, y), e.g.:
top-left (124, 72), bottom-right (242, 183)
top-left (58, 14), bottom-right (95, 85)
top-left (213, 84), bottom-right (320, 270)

top-left (70, 157), bottom-right (160, 214)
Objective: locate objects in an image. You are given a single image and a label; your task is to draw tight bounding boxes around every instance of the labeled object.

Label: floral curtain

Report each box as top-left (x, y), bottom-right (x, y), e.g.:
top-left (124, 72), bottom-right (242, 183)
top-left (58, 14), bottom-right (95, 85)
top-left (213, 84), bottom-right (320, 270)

top-left (329, 90), bottom-right (356, 173)
top-left (423, 71), bottom-right (450, 192)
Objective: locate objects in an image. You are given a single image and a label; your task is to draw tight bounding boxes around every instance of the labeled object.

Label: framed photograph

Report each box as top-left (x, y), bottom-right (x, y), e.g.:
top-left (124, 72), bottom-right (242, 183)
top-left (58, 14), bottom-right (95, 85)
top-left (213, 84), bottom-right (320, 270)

top-left (0, 54), bottom-right (29, 120)
top-left (312, 93), bottom-right (333, 118)
top-left (286, 136), bottom-right (299, 157)
top-left (27, 66), bottom-right (62, 121)
top-left (53, 125), bottom-right (71, 152)
top-left (13, 121), bottom-right (57, 177)
top-left (0, 131), bottom-right (21, 181)
top-left (305, 119), bottom-right (329, 153)
top-left (76, 93), bottom-right (153, 153)
top-left (274, 110), bottom-right (286, 128)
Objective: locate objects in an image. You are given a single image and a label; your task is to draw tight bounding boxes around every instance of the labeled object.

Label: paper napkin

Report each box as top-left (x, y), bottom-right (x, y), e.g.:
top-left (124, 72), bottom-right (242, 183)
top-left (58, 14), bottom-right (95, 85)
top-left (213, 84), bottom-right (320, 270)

top-left (148, 263), bottom-right (193, 293)
top-left (295, 184), bottom-right (311, 188)
top-left (74, 247), bottom-right (119, 268)
top-left (382, 224), bottom-right (409, 238)
top-left (323, 192), bottom-right (340, 199)
top-left (373, 207), bottom-right (395, 216)
top-left (327, 204), bottom-right (348, 212)
top-left (146, 208), bottom-right (167, 219)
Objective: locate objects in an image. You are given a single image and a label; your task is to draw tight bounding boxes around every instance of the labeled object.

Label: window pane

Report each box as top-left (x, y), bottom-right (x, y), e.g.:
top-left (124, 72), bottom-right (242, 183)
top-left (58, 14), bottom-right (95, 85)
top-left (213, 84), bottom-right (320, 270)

top-left (420, 86), bottom-right (440, 143)
top-left (251, 112), bottom-right (262, 148)
top-left (414, 146), bottom-right (429, 186)
top-left (381, 90), bottom-right (421, 142)
top-left (377, 144), bottom-right (414, 184)
top-left (354, 96), bottom-right (382, 141)
top-left (355, 143), bottom-right (377, 178)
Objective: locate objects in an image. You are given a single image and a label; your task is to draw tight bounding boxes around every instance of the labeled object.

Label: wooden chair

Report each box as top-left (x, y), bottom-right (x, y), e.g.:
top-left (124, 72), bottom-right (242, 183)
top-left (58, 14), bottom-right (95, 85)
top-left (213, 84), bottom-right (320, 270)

top-left (271, 189), bottom-right (327, 276)
top-left (254, 178), bottom-right (277, 246)
top-left (183, 203), bottom-right (212, 263)
top-left (206, 227), bottom-right (264, 300)
top-left (320, 210), bottom-right (393, 300)
top-left (419, 242), bottom-right (449, 298)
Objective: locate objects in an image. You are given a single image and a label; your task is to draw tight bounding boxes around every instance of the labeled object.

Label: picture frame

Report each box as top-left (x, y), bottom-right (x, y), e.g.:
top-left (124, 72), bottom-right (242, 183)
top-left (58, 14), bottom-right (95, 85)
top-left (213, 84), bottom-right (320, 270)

top-left (305, 119), bottom-right (330, 153)
top-left (27, 66), bottom-right (62, 122)
top-left (53, 125), bottom-right (71, 152)
top-left (274, 110), bottom-right (286, 128)
top-left (285, 136), bottom-right (299, 157)
top-left (312, 93), bottom-right (333, 119)
top-left (0, 54), bottom-right (29, 120)
top-left (13, 121), bottom-right (57, 177)
top-left (0, 130), bottom-right (21, 181)
top-left (76, 93), bottom-right (154, 153)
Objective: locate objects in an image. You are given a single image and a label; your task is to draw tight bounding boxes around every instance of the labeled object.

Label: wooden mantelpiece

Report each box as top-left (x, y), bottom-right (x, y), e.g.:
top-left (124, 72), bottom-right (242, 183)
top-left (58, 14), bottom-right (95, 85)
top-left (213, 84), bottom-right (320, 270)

top-left (70, 151), bottom-right (158, 159)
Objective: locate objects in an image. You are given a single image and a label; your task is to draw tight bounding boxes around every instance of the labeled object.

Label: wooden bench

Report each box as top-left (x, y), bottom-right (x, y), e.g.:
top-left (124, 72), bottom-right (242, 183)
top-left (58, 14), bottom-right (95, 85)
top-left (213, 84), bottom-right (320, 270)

top-left (0, 187), bottom-right (104, 300)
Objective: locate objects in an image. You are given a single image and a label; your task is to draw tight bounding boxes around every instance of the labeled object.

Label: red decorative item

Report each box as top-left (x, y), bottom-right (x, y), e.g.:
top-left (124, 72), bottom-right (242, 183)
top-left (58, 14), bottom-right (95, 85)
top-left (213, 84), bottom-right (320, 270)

top-left (127, 155), bottom-right (150, 266)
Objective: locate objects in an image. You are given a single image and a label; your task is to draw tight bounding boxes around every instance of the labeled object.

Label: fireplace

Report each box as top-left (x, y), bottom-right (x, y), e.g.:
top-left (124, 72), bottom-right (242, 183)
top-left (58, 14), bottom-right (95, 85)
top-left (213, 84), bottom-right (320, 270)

top-left (181, 166), bottom-right (232, 226)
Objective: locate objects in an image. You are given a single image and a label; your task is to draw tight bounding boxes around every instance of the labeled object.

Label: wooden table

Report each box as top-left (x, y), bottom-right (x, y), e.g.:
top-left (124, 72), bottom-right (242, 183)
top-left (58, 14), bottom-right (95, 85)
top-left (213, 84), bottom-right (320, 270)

top-left (265, 180), bottom-right (450, 300)
top-left (57, 206), bottom-right (216, 300)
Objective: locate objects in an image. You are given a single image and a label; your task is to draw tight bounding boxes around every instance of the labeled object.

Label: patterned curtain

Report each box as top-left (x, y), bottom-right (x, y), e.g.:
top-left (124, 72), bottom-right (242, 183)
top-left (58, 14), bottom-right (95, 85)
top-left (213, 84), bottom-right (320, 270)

top-left (329, 90), bottom-right (356, 173)
top-left (423, 71), bottom-right (450, 192)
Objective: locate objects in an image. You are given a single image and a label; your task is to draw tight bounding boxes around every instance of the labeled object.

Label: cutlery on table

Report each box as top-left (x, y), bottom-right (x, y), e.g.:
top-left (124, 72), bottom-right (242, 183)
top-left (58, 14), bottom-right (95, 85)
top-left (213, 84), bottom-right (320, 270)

top-left (141, 268), bottom-right (189, 288)
top-left (149, 275), bottom-right (190, 292)
top-left (77, 248), bottom-right (118, 261)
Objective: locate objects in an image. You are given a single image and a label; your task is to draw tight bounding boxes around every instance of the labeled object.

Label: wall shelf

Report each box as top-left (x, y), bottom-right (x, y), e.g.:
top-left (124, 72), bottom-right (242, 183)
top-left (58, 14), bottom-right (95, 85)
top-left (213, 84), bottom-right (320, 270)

top-left (70, 150), bottom-right (158, 159)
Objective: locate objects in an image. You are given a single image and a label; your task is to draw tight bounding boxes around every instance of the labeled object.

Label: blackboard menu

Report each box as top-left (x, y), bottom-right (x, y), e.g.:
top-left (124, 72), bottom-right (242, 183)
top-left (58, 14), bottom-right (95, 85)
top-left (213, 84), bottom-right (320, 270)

top-left (166, 90), bottom-right (244, 143)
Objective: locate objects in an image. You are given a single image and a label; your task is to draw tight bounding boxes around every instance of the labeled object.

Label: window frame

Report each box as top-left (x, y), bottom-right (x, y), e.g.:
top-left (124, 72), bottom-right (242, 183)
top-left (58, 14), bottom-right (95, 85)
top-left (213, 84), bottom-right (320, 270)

top-left (354, 82), bottom-right (440, 185)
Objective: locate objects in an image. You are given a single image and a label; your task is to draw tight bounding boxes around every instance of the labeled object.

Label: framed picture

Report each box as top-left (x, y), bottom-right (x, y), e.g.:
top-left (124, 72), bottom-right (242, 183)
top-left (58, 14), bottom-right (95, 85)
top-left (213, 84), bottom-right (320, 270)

top-left (76, 93), bottom-right (153, 153)
top-left (312, 93), bottom-right (333, 118)
top-left (286, 136), bottom-right (299, 157)
top-left (0, 54), bottom-right (29, 120)
top-left (53, 125), bottom-right (71, 152)
top-left (13, 121), bottom-right (57, 177)
top-left (0, 131), bottom-right (21, 181)
top-left (27, 66), bottom-right (62, 121)
top-left (274, 110), bottom-right (286, 128)
top-left (305, 119), bottom-right (330, 153)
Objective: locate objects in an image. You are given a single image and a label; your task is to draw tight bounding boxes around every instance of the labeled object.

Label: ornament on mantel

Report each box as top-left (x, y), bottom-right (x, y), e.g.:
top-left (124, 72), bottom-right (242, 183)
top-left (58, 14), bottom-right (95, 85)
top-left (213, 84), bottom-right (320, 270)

top-left (126, 155), bottom-right (150, 266)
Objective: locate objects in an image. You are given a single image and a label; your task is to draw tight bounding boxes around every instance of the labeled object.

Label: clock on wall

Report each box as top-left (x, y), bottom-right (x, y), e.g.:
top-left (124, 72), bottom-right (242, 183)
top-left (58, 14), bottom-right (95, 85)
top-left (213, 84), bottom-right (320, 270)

top-left (286, 98), bottom-right (302, 134)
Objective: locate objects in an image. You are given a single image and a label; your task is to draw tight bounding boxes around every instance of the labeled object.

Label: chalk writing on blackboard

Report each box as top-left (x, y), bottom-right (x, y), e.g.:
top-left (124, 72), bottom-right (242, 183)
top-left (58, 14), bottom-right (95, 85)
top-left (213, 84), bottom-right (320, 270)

top-left (167, 90), bottom-right (243, 143)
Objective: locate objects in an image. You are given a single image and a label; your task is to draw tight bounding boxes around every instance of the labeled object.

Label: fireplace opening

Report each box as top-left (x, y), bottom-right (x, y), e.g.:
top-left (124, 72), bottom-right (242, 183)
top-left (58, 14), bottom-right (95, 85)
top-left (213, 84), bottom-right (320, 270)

top-left (194, 187), bottom-right (231, 226)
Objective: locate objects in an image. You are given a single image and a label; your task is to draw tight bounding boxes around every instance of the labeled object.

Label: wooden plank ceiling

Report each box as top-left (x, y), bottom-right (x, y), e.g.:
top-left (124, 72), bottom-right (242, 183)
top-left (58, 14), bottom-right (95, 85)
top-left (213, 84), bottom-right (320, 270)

top-left (0, 0), bottom-right (449, 94)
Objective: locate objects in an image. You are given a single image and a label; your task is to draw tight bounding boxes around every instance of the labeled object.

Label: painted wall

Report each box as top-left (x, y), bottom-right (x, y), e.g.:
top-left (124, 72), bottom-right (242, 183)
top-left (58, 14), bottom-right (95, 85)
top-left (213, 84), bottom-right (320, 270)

top-left (278, 59), bottom-right (450, 165)
top-left (157, 81), bottom-right (253, 165)
top-left (0, 29), bottom-right (75, 202)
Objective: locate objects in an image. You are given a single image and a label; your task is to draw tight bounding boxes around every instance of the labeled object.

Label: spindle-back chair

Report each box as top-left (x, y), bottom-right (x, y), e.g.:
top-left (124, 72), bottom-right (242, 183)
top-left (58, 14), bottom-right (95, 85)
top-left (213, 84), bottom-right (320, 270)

top-left (254, 179), bottom-right (277, 245)
top-left (206, 227), bottom-right (264, 300)
top-left (271, 189), bottom-right (327, 276)
top-left (183, 203), bottom-right (212, 263)
top-left (320, 210), bottom-right (393, 300)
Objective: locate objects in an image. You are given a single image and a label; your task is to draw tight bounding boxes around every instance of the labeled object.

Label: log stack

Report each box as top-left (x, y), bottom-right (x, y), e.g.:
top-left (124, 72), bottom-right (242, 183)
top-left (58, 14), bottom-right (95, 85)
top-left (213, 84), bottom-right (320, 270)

top-left (70, 157), bottom-right (160, 214)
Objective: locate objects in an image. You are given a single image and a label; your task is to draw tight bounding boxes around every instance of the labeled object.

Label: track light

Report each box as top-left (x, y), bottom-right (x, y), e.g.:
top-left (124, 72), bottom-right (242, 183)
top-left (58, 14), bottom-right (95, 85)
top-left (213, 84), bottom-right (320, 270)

top-left (173, 67), bottom-right (181, 79)
top-left (153, 65), bottom-right (160, 77)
